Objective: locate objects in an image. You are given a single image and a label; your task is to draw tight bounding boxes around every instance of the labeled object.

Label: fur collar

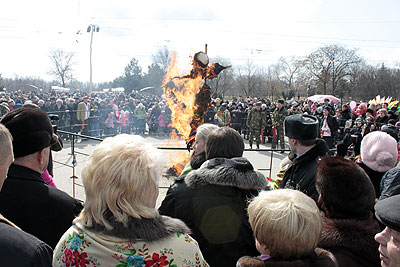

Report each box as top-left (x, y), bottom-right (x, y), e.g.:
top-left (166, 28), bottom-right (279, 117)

top-left (185, 157), bottom-right (268, 190)
top-left (190, 152), bottom-right (206, 170)
top-left (318, 214), bottom-right (380, 261)
top-left (237, 248), bottom-right (338, 267)
top-left (88, 215), bottom-right (190, 242)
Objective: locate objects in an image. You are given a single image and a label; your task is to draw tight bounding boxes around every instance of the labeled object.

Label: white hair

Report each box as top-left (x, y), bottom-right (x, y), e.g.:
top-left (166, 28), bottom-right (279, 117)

top-left (197, 123), bottom-right (219, 140)
top-left (77, 134), bottom-right (164, 230)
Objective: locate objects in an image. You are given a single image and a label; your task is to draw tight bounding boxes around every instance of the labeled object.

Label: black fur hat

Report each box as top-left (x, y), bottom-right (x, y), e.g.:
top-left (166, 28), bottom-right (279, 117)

top-left (284, 114), bottom-right (319, 140)
top-left (1, 107), bottom-right (55, 157)
top-left (316, 157), bottom-right (376, 219)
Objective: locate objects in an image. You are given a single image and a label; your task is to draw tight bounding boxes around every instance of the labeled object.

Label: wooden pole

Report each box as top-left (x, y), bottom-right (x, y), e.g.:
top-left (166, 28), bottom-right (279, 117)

top-left (204, 44), bottom-right (208, 84)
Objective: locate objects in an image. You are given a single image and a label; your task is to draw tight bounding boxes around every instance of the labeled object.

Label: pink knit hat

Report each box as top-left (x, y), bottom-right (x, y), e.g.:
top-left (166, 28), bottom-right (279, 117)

top-left (361, 131), bottom-right (398, 172)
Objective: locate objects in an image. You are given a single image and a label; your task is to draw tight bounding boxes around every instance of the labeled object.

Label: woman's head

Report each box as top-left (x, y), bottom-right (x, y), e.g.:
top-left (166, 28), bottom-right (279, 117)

top-left (193, 123), bottom-right (218, 155)
top-left (248, 189), bottom-right (321, 259)
top-left (316, 157), bottom-right (375, 220)
top-left (205, 127), bottom-right (244, 160)
top-left (379, 108), bottom-right (388, 117)
top-left (78, 134), bottom-right (163, 230)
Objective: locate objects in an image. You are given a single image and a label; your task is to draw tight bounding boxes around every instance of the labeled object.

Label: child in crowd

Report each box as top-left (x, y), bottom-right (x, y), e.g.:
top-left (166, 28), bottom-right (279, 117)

top-left (237, 189), bottom-right (337, 267)
top-left (158, 110), bottom-right (166, 135)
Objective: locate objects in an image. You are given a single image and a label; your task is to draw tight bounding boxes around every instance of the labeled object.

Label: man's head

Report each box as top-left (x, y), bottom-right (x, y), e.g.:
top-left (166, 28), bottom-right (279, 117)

top-left (284, 114), bottom-right (319, 153)
top-left (277, 99), bottom-right (284, 109)
top-left (256, 102), bottom-right (261, 110)
top-left (323, 106), bottom-right (330, 116)
top-left (324, 98), bottom-right (330, 105)
top-left (0, 124), bottom-right (13, 191)
top-left (1, 108), bottom-right (57, 173)
top-left (375, 195), bottom-right (400, 267)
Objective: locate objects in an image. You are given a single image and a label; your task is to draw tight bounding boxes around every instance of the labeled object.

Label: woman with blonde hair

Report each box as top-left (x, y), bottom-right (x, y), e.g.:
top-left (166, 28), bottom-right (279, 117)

top-left (237, 189), bottom-right (337, 266)
top-left (53, 134), bottom-right (208, 267)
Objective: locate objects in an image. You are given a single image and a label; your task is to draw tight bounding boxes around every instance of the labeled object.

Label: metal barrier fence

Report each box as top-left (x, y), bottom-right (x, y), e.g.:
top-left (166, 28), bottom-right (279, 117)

top-left (56, 130), bottom-right (288, 199)
top-left (46, 109), bottom-right (270, 139)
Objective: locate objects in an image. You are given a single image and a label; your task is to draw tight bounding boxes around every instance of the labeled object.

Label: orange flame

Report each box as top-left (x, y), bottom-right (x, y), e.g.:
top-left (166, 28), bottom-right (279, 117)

top-left (162, 52), bottom-right (203, 175)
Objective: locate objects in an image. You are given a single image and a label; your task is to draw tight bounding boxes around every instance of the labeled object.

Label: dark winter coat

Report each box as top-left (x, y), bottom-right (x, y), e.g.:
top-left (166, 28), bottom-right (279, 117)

top-left (237, 248), bottom-right (338, 267)
top-left (341, 109), bottom-right (352, 121)
top-left (356, 161), bottom-right (386, 199)
top-left (380, 166), bottom-right (400, 199)
top-left (318, 214), bottom-right (380, 267)
top-left (375, 115), bottom-right (388, 127)
top-left (232, 109), bottom-right (247, 128)
top-left (159, 157), bottom-right (268, 267)
top-left (281, 139), bottom-right (329, 201)
top-left (0, 164), bottom-right (83, 248)
top-left (0, 214), bottom-right (53, 267)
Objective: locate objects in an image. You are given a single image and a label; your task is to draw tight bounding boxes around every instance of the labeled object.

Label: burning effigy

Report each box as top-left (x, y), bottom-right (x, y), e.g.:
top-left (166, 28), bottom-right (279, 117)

top-left (162, 50), bottom-right (231, 175)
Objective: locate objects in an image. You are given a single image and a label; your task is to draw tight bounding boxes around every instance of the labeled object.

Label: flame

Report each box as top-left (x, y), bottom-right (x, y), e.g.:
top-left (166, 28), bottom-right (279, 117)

top-left (162, 52), bottom-right (203, 175)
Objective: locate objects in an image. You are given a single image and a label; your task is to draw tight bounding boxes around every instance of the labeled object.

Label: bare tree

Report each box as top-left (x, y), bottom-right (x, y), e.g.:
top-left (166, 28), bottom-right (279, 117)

top-left (235, 60), bottom-right (260, 97)
top-left (152, 46), bottom-right (171, 71)
top-left (302, 49), bottom-right (331, 95)
top-left (259, 66), bottom-right (280, 100)
top-left (303, 44), bottom-right (362, 95)
top-left (0, 73), bottom-right (4, 90)
top-left (275, 57), bottom-right (301, 93)
top-left (207, 56), bottom-right (233, 98)
top-left (48, 49), bottom-right (75, 88)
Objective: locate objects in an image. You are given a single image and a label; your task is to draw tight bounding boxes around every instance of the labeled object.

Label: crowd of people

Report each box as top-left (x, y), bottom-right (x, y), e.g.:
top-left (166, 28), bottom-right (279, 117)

top-left (0, 89), bottom-right (400, 266)
top-left (1, 90), bottom-right (399, 154)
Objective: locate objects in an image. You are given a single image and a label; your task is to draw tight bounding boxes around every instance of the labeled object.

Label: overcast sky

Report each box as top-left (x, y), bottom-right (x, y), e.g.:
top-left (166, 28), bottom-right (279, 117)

top-left (1, 0), bottom-right (400, 84)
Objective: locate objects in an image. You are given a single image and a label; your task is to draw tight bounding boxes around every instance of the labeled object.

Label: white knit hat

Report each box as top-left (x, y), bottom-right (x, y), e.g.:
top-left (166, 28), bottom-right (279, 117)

top-left (361, 131), bottom-right (398, 172)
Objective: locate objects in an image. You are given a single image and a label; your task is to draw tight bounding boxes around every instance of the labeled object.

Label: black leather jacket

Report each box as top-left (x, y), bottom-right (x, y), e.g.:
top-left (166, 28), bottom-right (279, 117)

top-left (281, 139), bottom-right (329, 201)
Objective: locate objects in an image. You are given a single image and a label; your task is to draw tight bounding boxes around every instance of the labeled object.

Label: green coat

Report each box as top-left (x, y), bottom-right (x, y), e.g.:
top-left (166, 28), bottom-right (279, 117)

top-left (246, 108), bottom-right (266, 130)
top-left (271, 107), bottom-right (288, 127)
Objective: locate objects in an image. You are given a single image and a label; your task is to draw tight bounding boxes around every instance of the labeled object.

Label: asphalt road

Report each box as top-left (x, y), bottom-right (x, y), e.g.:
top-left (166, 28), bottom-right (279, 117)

top-left (52, 135), bottom-right (288, 207)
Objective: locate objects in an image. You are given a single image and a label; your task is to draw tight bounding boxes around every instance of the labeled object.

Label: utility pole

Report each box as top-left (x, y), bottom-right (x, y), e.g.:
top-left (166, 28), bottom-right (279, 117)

top-left (87, 24), bottom-right (99, 95)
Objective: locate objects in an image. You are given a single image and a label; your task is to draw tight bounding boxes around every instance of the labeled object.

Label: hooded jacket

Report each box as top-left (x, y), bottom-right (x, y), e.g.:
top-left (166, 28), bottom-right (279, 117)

top-left (159, 157), bottom-right (268, 267)
top-left (281, 139), bottom-right (329, 201)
